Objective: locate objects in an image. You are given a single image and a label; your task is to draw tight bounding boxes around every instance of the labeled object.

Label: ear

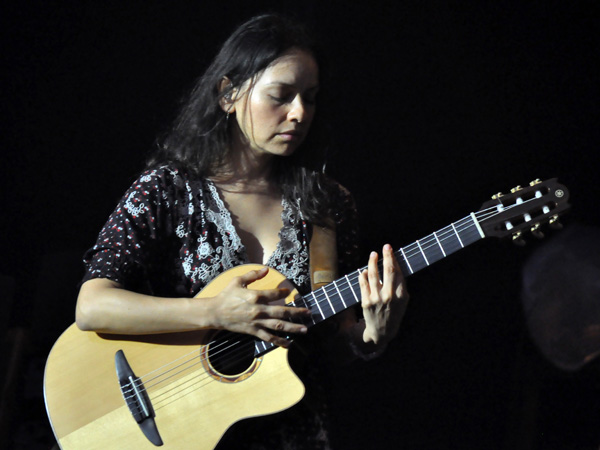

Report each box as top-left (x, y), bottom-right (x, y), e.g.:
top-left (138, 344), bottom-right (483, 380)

top-left (218, 77), bottom-right (236, 114)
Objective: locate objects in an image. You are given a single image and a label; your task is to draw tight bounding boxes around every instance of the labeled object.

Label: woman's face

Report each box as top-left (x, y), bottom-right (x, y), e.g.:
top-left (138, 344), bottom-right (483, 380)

top-left (230, 48), bottom-right (319, 158)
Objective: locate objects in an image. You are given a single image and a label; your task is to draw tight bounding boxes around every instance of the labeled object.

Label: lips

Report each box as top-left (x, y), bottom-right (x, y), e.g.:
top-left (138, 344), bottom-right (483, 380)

top-left (277, 130), bottom-right (304, 141)
top-left (277, 129), bottom-right (303, 141)
top-left (279, 129), bottom-right (301, 136)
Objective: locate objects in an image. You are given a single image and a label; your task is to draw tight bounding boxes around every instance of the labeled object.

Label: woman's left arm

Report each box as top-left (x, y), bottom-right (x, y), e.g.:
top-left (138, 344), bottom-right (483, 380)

top-left (359, 243), bottom-right (409, 346)
top-left (325, 181), bottom-right (408, 361)
top-left (336, 244), bottom-right (409, 361)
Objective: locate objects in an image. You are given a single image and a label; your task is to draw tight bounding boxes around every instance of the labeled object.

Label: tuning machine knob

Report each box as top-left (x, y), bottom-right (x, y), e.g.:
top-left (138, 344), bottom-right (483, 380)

top-left (510, 186), bottom-right (522, 193)
top-left (491, 192), bottom-right (503, 200)
top-left (512, 231), bottom-right (526, 246)
top-left (529, 179), bottom-right (542, 186)
top-left (530, 223), bottom-right (544, 239)
top-left (549, 215), bottom-right (563, 230)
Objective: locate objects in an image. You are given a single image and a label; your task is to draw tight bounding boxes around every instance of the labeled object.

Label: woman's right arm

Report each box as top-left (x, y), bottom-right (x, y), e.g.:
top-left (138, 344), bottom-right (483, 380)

top-left (76, 267), bottom-right (310, 347)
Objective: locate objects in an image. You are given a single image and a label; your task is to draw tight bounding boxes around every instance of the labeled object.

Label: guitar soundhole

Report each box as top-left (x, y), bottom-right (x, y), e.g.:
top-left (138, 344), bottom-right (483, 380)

top-left (206, 332), bottom-right (257, 378)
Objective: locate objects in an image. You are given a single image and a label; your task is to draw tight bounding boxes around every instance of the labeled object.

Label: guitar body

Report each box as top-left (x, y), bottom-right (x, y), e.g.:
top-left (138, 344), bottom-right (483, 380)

top-left (44, 264), bottom-right (305, 449)
top-left (44, 178), bottom-right (571, 449)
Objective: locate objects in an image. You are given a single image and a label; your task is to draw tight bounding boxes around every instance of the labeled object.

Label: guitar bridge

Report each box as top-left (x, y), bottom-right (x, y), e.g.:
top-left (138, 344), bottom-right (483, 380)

top-left (115, 350), bottom-right (164, 446)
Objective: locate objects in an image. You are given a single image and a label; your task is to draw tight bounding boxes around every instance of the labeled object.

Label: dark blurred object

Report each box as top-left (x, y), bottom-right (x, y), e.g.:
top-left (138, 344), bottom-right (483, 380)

top-left (521, 223), bottom-right (600, 371)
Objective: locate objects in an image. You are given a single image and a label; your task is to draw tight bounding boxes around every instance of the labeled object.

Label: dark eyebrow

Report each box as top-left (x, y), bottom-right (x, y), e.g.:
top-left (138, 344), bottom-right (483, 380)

top-left (265, 82), bottom-right (320, 91)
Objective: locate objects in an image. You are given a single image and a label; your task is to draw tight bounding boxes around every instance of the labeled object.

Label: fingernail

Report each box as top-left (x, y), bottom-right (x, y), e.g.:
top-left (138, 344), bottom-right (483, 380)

top-left (370, 251), bottom-right (377, 258)
top-left (300, 327), bottom-right (308, 333)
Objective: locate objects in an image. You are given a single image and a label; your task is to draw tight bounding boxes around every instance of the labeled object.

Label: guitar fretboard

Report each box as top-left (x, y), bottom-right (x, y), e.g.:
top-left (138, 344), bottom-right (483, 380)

top-left (254, 213), bottom-right (484, 356)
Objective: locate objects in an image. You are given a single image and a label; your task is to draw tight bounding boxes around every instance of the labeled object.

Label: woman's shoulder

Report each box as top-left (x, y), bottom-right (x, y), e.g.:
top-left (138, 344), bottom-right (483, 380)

top-left (132, 165), bottom-right (206, 193)
top-left (321, 175), bottom-right (355, 207)
top-left (136, 165), bottom-right (183, 185)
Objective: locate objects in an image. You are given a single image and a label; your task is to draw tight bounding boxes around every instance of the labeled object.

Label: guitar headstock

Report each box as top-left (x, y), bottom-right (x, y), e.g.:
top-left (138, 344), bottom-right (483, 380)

top-left (476, 178), bottom-right (570, 243)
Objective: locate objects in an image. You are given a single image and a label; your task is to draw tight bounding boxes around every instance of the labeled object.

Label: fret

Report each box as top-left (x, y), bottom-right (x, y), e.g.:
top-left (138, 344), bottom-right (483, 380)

top-left (254, 340), bottom-right (274, 357)
top-left (437, 225), bottom-right (463, 255)
top-left (451, 223), bottom-right (465, 247)
top-left (457, 217), bottom-right (484, 247)
top-left (293, 296), bottom-right (316, 326)
top-left (309, 292), bottom-right (326, 323)
top-left (420, 234), bottom-right (445, 265)
top-left (323, 283), bottom-right (344, 314)
top-left (321, 286), bottom-right (335, 314)
top-left (399, 247), bottom-right (414, 274)
top-left (433, 231), bottom-right (446, 257)
top-left (313, 290), bottom-right (334, 318)
top-left (344, 273), bottom-right (361, 302)
top-left (416, 240), bottom-right (429, 266)
top-left (403, 243), bottom-right (428, 273)
top-left (333, 279), bottom-right (347, 309)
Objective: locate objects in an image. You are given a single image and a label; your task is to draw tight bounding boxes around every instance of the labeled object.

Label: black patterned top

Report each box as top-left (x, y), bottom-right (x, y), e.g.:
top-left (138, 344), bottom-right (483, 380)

top-left (81, 166), bottom-right (360, 450)
top-left (83, 166), bottom-right (359, 297)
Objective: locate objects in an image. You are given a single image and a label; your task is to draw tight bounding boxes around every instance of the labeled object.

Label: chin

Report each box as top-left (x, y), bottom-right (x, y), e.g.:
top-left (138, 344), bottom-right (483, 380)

top-left (267, 143), bottom-right (300, 157)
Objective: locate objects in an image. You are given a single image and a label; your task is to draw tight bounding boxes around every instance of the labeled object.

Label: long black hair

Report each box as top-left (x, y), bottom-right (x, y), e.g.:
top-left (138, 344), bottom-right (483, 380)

top-left (147, 13), bottom-right (336, 225)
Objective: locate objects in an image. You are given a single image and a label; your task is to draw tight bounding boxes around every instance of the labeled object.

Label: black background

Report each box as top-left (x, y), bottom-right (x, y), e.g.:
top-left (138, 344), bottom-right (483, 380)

top-left (1, 1), bottom-right (599, 449)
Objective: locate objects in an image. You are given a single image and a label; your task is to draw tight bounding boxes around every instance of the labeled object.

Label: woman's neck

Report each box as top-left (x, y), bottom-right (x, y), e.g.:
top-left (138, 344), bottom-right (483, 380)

top-left (212, 135), bottom-right (276, 192)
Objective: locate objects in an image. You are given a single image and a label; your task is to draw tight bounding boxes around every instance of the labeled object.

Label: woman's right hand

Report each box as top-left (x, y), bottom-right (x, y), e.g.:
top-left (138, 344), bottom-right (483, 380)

top-left (209, 267), bottom-right (311, 347)
top-left (76, 268), bottom-right (310, 345)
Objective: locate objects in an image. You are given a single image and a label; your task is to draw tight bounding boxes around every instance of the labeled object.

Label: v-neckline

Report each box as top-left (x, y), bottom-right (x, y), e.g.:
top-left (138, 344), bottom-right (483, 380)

top-left (205, 179), bottom-right (286, 266)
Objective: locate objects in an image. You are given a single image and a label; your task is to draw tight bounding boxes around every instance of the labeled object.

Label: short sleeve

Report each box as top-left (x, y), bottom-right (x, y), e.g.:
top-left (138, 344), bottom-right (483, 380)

top-left (82, 167), bottom-right (181, 291)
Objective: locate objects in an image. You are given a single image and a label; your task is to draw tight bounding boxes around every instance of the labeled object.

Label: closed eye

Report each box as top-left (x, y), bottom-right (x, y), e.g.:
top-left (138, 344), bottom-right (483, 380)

top-left (269, 95), bottom-right (291, 104)
top-left (266, 84), bottom-right (319, 106)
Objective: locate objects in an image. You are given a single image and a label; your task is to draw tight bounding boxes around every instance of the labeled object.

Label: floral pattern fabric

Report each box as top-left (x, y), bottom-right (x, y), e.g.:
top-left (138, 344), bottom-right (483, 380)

top-left (83, 166), bottom-right (323, 296)
top-left (82, 165), bottom-right (360, 450)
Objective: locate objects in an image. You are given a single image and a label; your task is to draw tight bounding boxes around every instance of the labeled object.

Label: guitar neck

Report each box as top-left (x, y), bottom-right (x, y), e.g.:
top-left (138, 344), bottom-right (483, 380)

top-left (254, 213), bottom-right (485, 356)
top-left (308, 212), bottom-right (485, 321)
top-left (396, 212), bottom-right (485, 276)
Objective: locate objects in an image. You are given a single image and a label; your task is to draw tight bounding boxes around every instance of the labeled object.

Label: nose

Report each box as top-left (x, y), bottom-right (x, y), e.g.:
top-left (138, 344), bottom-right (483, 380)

top-left (288, 95), bottom-right (311, 124)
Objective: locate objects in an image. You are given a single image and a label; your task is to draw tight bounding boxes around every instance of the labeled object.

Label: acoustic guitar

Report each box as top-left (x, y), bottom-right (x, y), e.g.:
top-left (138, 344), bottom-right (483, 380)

top-left (44, 178), bottom-right (569, 449)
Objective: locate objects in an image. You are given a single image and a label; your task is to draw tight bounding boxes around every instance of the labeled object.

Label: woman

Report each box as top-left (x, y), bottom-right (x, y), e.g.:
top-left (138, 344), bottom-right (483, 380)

top-left (76, 13), bottom-right (409, 449)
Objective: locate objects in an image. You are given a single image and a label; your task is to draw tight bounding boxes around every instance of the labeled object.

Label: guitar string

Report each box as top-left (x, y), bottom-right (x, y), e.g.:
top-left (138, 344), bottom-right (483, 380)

top-left (121, 197), bottom-right (543, 405)
top-left (132, 230), bottom-right (474, 402)
top-left (127, 213), bottom-right (474, 398)
top-left (121, 200), bottom-right (526, 404)
top-left (136, 194), bottom-right (548, 404)
top-left (143, 212), bottom-right (485, 403)
top-left (307, 198), bottom-right (539, 324)
top-left (122, 200), bottom-right (516, 403)
top-left (393, 204), bottom-right (509, 262)
top-left (128, 202), bottom-right (539, 410)
top-left (132, 334), bottom-right (243, 387)
top-left (140, 339), bottom-right (247, 408)
top-left (121, 334), bottom-right (253, 399)
top-left (134, 337), bottom-right (242, 392)
top-left (121, 336), bottom-right (250, 405)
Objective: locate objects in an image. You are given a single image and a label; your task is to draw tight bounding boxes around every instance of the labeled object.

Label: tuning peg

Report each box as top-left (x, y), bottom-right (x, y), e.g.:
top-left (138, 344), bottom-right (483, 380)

top-left (512, 231), bottom-right (526, 246)
top-left (549, 215), bottom-right (563, 230)
top-left (491, 192), bottom-right (503, 200)
top-left (510, 186), bottom-right (522, 193)
top-left (530, 223), bottom-right (544, 239)
top-left (529, 179), bottom-right (542, 186)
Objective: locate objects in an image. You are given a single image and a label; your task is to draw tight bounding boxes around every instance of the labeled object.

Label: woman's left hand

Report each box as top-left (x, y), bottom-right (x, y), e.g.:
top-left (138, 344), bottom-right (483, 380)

top-left (358, 244), bottom-right (409, 346)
